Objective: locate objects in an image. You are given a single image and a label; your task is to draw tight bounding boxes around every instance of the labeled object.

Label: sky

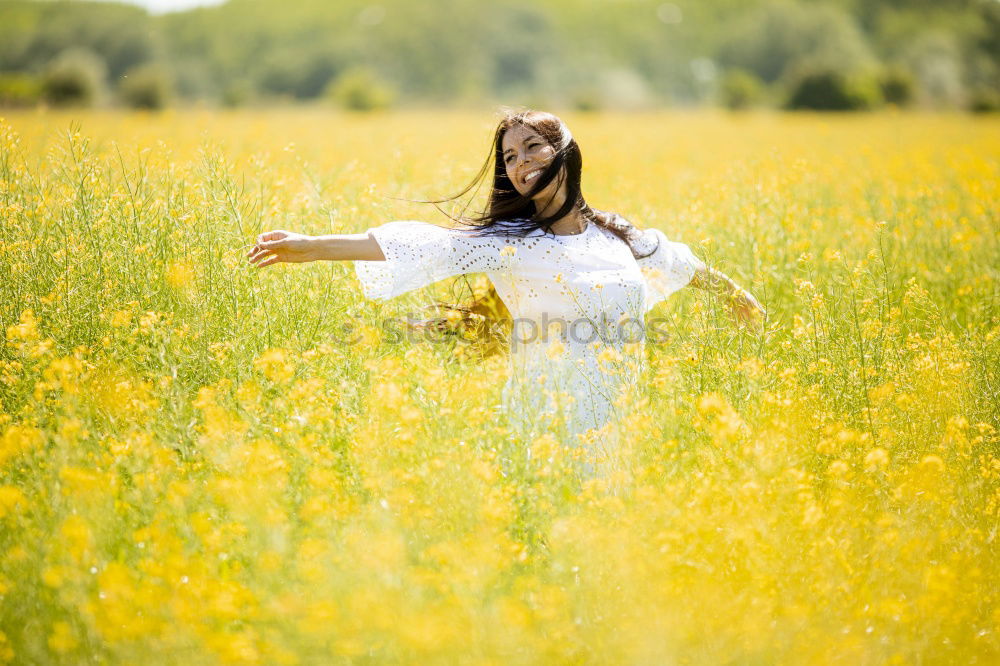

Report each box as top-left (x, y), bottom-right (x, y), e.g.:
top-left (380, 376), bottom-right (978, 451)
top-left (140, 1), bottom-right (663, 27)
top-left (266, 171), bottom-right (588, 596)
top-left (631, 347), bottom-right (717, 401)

top-left (111, 0), bottom-right (228, 14)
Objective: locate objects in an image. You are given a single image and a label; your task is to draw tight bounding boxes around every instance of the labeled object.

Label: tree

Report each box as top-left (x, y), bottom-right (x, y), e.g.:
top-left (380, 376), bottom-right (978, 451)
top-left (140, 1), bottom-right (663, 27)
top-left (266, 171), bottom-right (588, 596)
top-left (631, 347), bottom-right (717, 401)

top-left (0, 73), bottom-right (41, 107)
top-left (41, 48), bottom-right (107, 107)
top-left (719, 68), bottom-right (765, 109)
top-left (718, 1), bottom-right (875, 85)
top-left (326, 66), bottom-right (396, 111)
top-left (879, 66), bottom-right (915, 106)
top-left (119, 63), bottom-right (174, 109)
top-left (785, 68), bottom-right (882, 111)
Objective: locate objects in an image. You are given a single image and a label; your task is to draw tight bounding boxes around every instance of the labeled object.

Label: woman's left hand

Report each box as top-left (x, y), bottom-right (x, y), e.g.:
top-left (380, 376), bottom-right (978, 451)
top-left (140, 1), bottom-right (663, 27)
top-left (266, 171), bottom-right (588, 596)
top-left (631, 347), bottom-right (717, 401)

top-left (247, 230), bottom-right (316, 267)
top-left (729, 288), bottom-right (766, 327)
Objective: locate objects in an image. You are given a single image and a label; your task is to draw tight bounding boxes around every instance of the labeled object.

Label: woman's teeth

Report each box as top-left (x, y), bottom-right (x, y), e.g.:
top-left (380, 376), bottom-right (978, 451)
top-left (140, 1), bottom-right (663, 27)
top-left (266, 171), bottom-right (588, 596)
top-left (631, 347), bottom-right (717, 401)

top-left (524, 170), bottom-right (541, 183)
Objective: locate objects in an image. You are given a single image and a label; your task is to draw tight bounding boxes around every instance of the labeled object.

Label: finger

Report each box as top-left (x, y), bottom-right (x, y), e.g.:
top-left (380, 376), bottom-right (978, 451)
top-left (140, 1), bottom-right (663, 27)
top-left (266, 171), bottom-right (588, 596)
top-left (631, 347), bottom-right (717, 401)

top-left (256, 231), bottom-right (286, 244)
top-left (247, 247), bottom-right (265, 263)
top-left (250, 240), bottom-right (284, 260)
top-left (249, 249), bottom-right (273, 264)
top-left (257, 254), bottom-right (282, 268)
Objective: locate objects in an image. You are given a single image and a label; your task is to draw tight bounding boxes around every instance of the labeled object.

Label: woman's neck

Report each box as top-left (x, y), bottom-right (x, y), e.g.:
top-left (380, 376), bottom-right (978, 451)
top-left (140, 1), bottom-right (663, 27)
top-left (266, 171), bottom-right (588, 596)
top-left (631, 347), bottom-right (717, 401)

top-left (535, 189), bottom-right (587, 236)
top-left (548, 211), bottom-right (587, 235)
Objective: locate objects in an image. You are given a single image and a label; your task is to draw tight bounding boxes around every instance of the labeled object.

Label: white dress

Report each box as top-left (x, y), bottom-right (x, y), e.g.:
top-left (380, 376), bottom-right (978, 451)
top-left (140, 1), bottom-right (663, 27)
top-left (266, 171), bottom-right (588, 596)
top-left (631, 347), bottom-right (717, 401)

top-left (352, 217), bottom-right (703, 474)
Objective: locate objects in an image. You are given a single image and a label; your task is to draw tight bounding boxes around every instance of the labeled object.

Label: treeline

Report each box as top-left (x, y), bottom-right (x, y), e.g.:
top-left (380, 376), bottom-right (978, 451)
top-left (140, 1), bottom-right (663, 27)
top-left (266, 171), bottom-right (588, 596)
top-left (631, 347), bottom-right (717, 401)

top-left (0, 0), bottom-right (997, 111)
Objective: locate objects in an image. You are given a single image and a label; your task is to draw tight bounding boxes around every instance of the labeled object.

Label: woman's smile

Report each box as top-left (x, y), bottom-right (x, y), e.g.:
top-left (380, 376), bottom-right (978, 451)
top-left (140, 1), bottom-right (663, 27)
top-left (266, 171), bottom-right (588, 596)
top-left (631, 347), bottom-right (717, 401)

top-left (502, 123), bottom-right (557, 197)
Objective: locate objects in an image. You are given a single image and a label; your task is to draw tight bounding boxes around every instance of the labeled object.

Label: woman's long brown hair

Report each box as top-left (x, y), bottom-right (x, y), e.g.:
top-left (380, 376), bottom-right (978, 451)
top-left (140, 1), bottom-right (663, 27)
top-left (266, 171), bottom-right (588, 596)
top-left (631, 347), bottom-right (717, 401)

top-left (406, 108), bottom-right (658, 359)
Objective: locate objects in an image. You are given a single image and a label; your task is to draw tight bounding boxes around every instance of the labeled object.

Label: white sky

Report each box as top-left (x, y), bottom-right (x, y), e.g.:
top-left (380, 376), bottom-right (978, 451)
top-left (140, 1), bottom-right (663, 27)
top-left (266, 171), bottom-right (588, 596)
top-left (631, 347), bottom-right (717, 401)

top-left (113, 0), bottom-right (228, 14)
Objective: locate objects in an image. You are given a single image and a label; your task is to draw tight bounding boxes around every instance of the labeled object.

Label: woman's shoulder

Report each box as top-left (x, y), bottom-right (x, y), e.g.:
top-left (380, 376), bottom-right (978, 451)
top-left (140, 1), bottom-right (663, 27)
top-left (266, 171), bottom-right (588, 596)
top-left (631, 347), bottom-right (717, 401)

top-left (592, 210), bottom-right (661, 257)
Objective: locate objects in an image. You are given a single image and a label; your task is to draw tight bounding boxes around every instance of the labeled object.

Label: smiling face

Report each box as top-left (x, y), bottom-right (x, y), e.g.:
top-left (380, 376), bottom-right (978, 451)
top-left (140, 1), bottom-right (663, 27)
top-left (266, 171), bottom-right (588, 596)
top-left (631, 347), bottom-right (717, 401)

top-left (501, 123), bottom-right (562, 201)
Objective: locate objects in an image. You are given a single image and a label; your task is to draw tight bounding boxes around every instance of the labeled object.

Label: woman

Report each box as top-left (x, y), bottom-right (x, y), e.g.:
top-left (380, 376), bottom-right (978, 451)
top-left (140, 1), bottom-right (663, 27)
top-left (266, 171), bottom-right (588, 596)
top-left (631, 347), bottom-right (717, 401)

top-left (246, 109), bottom-right (765, 477)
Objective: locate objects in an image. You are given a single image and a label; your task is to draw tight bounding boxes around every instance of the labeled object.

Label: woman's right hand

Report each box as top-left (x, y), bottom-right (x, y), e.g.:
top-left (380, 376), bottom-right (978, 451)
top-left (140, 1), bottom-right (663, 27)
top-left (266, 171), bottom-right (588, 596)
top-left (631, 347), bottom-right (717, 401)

top-left (730, 288), bottom-right (767, 328)
top-left (247, 230), bottom-right (316, 268)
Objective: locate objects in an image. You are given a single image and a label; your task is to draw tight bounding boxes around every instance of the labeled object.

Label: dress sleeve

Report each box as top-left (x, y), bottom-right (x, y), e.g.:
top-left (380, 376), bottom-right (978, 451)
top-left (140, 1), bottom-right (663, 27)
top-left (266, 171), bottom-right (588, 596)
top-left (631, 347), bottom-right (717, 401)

top-left (352, 220), bottom-right (504, 301)
top-left (633, 228), bottom-right (704, 313)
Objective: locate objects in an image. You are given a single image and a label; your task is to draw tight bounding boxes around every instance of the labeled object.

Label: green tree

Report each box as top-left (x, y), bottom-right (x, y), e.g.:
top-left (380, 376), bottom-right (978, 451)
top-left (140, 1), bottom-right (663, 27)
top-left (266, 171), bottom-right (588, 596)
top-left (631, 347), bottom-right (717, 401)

top-left (326, 66), bottom-right (396, 111)
top-left (879, 66), bottom-right (915, 106)
top-left (118, 63), bottom-right (174, 109)
top-left (0, 1), bottom-right (154, 80)
top-left (718, 1), bottom-right (875, 84)
top-left (41, 48), bottom-right (107, 107)
top-left (0, 73), bottom-right (41, 107)
top-left (719, 68), bottom-right (765, 109)
top-left (785, 68), bottom-right (883, 111)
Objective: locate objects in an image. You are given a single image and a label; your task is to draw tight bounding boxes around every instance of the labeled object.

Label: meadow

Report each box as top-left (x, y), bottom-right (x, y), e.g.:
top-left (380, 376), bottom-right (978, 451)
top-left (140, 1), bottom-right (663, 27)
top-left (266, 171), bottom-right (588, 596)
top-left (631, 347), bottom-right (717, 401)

top-left (0, 108), bottom-right (997, 664)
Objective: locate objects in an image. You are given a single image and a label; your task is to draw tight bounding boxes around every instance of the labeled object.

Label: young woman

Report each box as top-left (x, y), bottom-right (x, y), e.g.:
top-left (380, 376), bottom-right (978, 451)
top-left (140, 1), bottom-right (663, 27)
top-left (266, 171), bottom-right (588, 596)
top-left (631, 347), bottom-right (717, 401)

top-left (246, 109), bottom-right (765, 476)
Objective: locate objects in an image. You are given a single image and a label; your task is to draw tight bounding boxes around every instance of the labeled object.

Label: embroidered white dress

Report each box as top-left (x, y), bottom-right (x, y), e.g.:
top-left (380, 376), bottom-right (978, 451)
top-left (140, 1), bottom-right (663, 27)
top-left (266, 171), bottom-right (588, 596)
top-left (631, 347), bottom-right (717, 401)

top-left (352, 218), bottom-right (702, 471)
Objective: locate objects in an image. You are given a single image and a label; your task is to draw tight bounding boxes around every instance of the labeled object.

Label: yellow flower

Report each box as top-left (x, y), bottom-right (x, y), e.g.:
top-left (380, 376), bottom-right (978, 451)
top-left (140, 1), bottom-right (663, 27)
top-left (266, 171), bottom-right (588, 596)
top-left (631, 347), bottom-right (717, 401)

top-left (138, 311), bottom-right (160, 334)
top-left (695, 392), bottom-right (746, 443)
top-left (400, 405), bottom-right (423, 425)
top-left (0, 629), bottom-right (14, 662)
top-left (57, 467), bottom-right (104, 495)
top-left (6, 310), bottom-right (38, 341)
top-left (165, 260), bottom-right (196, 289)
top-left (696, 392), bottom-right (726, 416)
top-left (597, 346), bottom-right (622, 366)
top-left (828, 459), bottom-right (850, 478)
top-left (864, 447), bottom-right (890, 470)
top-left (546, 337), bottom-right (566, 360)
top-left (0, 486), bottom-right (26, 519)
top-left (530, 433), bottom-right (560, 463)
top-left (254, 347), bottom-right (295, 384)
top-left (25, 338), bottom-right (52, 360)
top-left (47, 621), bottom-right (78, 654)
top-left (41, 566), bottom-right (66, 588)
top-left (802, 502), bottom-right (824, 528)
top-left (500, 245), bottom-right (517, 257)
top-left (60, 515), bottom-right (93, 563)
top-left (0, 424), bottom-right (43, 467)
top-left (919, 454), bottom-right (945, 474)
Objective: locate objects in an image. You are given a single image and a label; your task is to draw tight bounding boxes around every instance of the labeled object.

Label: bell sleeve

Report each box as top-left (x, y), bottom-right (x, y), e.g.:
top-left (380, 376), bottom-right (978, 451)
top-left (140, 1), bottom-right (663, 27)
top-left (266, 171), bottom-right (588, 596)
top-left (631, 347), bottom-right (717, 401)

top-left (632, 227), bottom-right (704, 313)
top-left (353, 220), bottom-right (505, 301)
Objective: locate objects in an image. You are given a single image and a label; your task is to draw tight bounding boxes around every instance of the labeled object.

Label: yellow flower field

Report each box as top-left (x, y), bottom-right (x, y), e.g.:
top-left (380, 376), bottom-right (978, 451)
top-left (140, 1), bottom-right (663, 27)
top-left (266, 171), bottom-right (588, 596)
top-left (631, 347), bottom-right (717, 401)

top-left (1, 109), bottom-right (998, 664)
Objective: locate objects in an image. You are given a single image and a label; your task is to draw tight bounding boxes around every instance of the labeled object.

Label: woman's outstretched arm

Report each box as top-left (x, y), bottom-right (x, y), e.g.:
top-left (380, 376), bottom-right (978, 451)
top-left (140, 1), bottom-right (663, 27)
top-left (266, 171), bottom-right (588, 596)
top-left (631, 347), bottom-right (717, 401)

top-left (689, 264), bottom-right (767, 326)
top-left (247, 230), bottom-right (385, 268)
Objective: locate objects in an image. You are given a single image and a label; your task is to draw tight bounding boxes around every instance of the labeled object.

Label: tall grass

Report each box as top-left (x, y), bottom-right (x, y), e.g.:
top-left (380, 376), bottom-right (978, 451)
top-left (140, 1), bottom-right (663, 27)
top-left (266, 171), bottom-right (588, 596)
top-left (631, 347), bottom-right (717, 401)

top-left (0, 109), bottom-right (997, 664)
